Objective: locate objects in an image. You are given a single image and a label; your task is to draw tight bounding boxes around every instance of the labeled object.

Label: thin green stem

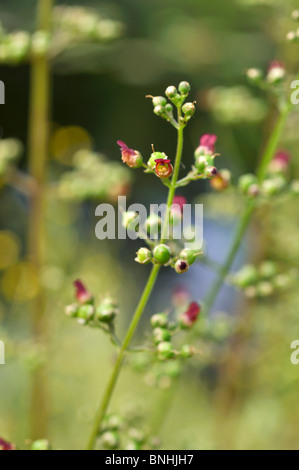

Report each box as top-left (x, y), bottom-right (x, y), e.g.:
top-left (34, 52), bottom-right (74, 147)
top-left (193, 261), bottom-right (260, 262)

top-left (28, 0), bottom-right (53, 439)
top-left (86, 105), bottom-right (185, 450)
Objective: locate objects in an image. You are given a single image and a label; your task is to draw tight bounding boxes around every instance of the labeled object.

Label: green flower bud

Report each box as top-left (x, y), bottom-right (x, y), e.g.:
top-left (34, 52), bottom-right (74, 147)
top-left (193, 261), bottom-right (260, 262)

top-left (178, 81), bottom-right (191, 95)
top-left (154, 105), bottom-right (165, 116)
top-left (292, 10), bottom-right (299, 21)
top-left (122, 211), bottom-right (138, 230)
top-left (65, 303), bottom-right (79, 318)
top-left (244, 285), bottom-right (258, 299)
top-left (77, 304), bottom-right (95, 324)
top-left (165, 85), bottom-right (178, 100)
top-left (174, 259), bottom-right (189, 274)
top-left (261, 177), bottom-right (286, 196)
top-left (152, 96), bottom-right (167, 107)
top-left (182, 102), bottom-right (195, 117)
top-left (233, 265), bottom-right (259, 288)
top-left (103, 414), bottom-right (124, 431)
top-left (291, 180), bottom-right (299, 195)
top-left (157, 341), bottom-right (174, 360)
top-left (164, 103), bottom-right (174, 115)
top-left (179, 249), bottom-right (198, 266)
top-left (181, 345), bottom-right (195, 359)
top-left (150, 313), bottom-right (168, 328)
top-left (146, 213), bottom-right (161, 236)
top-left (246, 68), bottom-right (263, 84)
top-left (238, 173), bottom-right (258, 194)
top-left (96, 298), bottom-right (118, 323)
top-left (101, 431), bottom-right (120, 450)
top-left (257, 281), bottom-right (274, 297)
top-left (128, 428), bottom-right (145, 444)
top-left (147, 152), bottom-right (167, 170)
top-left (153, 327), bottom-right (171, 344)
top-left (31, 439), bottom-right (51, 451)
top-left (273, 274), bottom-right (291, 290)
top-left (259, 261), bottom-right (277, 279)
top-left (153, 244), bottom-right (171, 265)
top-left (135, 247), bottom-right (152, 265)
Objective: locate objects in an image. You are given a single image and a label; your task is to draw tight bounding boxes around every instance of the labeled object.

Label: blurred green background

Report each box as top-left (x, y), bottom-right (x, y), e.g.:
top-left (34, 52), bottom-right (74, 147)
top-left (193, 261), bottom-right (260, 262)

top-left (0, 0), bottom-right (299, 450)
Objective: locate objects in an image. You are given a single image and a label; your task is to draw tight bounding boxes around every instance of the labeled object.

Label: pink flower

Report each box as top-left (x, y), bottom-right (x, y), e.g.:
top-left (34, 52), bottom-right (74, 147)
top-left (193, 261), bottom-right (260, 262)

top-left (196, 134), bottom-right (218, 156)
top-left (117, 140), bottom-right (143, 168)
top-left (0, 438), bottom-right (15, 450)
top-left (172, 196), bottom-right (187, 213)
top-left (269, 150), bottom-right (291, 173)
top-left (180, 302), bottom-right (201, 327)
top-left (172, 285), bottom-right (190, 307)
top-left (74, 280), bottom-right (93, 305)
top-left (268, 60), bottom-right (285, 72)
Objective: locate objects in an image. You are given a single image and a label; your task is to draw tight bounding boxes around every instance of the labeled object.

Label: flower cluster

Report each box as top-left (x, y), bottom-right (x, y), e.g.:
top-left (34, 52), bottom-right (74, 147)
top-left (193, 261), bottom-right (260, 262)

top-left (58, 149), bottom-right (132, 202)
top-left (238, 150), bottom-right (297, 198)
top-left (0, 138), bottom-right (23, 178)
top-left (231, 261), bottom-right (295, 298)
top-left (98, 413), bottom-right (159, 451)
top-left (0, 7), bottom-right (122, 64)
top-left (65, 280), bottom-right (119, 342)
top-left (286, 10), bottom-right (299, 43)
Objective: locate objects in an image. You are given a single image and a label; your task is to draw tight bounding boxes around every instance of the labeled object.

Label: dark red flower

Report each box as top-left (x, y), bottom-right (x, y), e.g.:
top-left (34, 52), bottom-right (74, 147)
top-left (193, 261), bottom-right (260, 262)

top-left (74, 280), bottom-right (93, 305)
top-left (117, 140), bottom-right (143, 168)
top-left (199, 134), bottom-right (217, 154)
top-left (0, 438), bottom-right (15, 450)
top-left (181, 302), bottom-right (201, 327)
top-left (155, 158), bottom-right (173, 178)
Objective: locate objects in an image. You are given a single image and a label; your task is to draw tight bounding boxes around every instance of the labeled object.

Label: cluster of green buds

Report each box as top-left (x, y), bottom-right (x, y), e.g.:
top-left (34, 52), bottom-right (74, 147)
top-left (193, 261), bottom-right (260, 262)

top-left (150, 303), bottom-right (200, 361)
top-left (53, 6), bottom-right (122, 43)
top-left (135, 243), bottom-right (202, 275)
top-left (147, 81), bottom-right (195, 127)
top-left (98, 413), bottom-right (159, 450)
top-left (0, 7), bottom-right (122, 64)
top-left (247, 60), bottom-right (286, 88)
top-left (65, 280), bottom-right (119, 341)
top-left (206, 86), bottom-right (268, 125)
top-left (231, 261), bottom-right (295, 298)
top-left (0, 138), bottom-right (23, 178)
top-left (58, 149), bottom-right (132, 202)
top-left (286, 10), bottom-right (299, 43)
top-left (238, 150), bottom-right (297, 198)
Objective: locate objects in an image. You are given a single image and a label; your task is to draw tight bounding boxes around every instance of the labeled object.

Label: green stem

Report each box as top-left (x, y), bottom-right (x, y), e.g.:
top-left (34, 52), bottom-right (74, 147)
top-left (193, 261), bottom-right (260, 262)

top-left (86, 107), bottom-right (185, 450)
top-left (28, 0), bottom-right (53, 439)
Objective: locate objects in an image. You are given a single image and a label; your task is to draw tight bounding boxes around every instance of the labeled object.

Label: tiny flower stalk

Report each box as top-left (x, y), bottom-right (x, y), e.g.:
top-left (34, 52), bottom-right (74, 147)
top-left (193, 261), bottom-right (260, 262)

top-left (86, 82), bottom-right (191, 450)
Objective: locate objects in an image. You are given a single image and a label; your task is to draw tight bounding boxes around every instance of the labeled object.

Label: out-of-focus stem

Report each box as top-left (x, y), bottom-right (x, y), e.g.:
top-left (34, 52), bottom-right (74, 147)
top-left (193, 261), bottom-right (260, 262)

top-left (28, 0), bottom-right (53, 439)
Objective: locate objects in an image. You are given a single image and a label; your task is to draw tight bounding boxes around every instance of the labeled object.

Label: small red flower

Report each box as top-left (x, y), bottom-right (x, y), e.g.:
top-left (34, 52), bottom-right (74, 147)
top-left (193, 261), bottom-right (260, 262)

top-left (269, 150), bottom-right (290, 173)
top-left (74, 280), bottom-right (93, 305)
top-left (117, 140), bottom-right (142, 168)
top-left (181, 302), bottom-right (201, 327)
top-left (155, 158), bottom-right (173, 179)
top-left (0, 438), bottom-right (15, 450)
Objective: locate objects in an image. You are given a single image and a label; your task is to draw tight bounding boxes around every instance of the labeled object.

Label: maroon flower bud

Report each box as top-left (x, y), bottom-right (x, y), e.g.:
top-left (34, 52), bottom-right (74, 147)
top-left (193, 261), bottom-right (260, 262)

top-left (269, 150), bottom-right (291, 173)
top-left (73, 280), bottom-right (93, 305)
top-left (155, 159), bottom-right (173, 179)
top-left (210, 170), bottom-right (231, 191)
top-left (0, 438), bottom-right (15, 450)
top-left (180, 302), bottom-right (201, 328)
top-left (117, 140), bottom-right (143, 168)
top-left (174, 259), bottom-right (189, 274)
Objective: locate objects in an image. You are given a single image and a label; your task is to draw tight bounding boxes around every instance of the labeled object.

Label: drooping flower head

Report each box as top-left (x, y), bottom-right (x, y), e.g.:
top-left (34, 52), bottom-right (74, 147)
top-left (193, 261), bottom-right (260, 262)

top-left (180, 302), bottom-right (201, 327)
top-left (0, 438), bottom-right (15, 450)
top-left (155, 158), bottom-right (173, 179)
top-left (74, 280), bottom-right (93, 305)
top-left (269, 150), bottom-right (291, 173)
top-left (117, 141), bottom-right (143, 168)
